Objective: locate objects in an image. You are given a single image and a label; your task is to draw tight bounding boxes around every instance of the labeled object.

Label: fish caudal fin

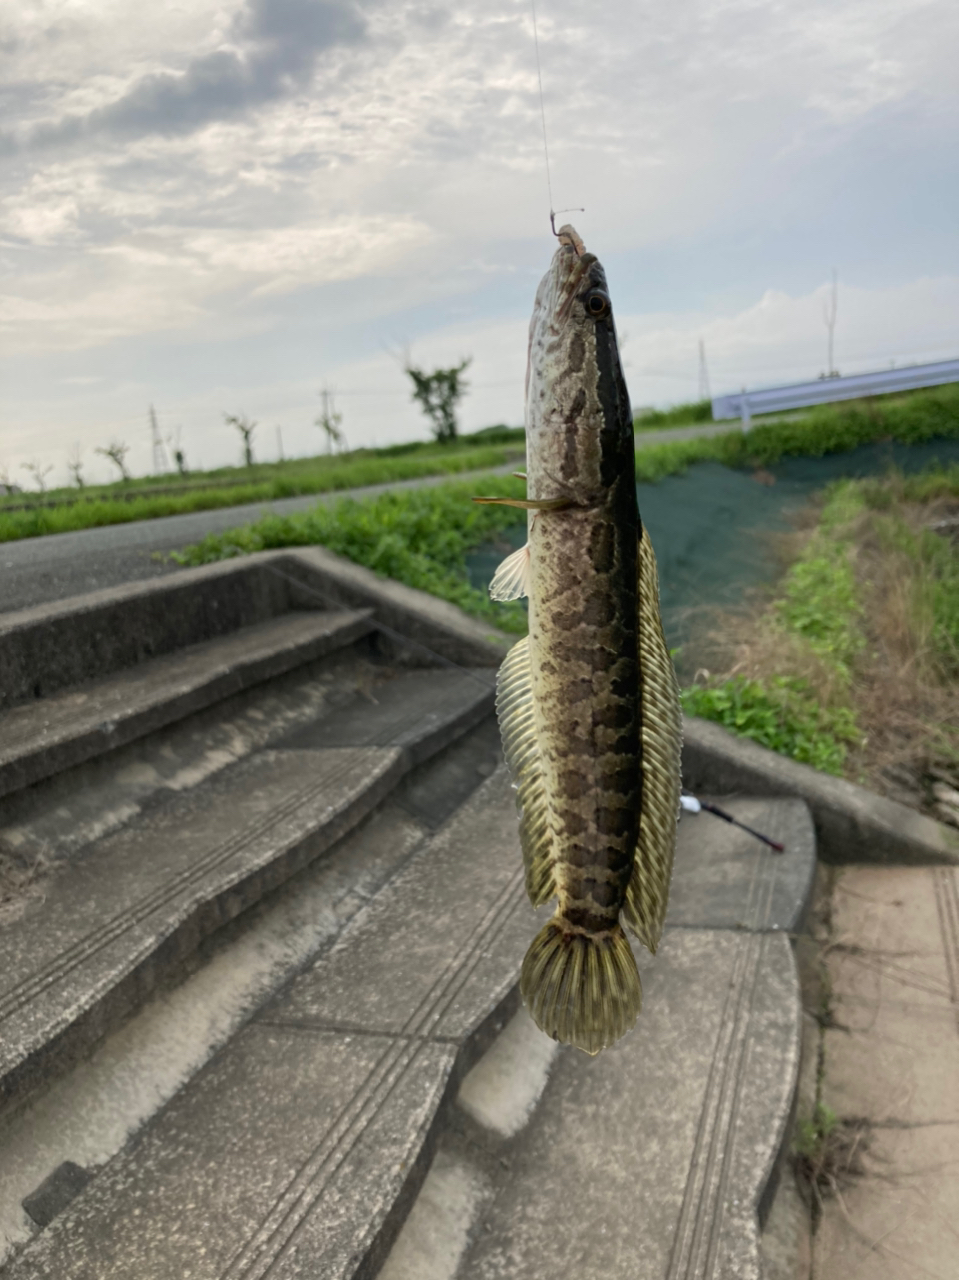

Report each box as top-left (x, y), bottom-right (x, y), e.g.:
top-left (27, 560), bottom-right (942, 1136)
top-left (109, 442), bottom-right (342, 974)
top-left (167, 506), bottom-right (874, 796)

top-left (622, 528), bottom-right (683, 955)
top-left (496, 635), bottom-right (556, 907)
top-left (521, 920), bottom-right (642, 1055)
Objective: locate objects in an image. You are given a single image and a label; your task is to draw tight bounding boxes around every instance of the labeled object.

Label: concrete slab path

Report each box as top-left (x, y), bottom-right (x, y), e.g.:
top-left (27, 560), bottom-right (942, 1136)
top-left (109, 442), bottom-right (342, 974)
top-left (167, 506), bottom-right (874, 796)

top-left (813, 864), bottom-right (959, 1280)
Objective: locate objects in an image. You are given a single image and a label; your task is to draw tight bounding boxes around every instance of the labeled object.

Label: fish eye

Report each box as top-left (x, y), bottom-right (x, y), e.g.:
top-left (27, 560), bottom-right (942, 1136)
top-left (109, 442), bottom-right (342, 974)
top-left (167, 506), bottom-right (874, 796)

top-left (584, 290), bottom-right (610, 318)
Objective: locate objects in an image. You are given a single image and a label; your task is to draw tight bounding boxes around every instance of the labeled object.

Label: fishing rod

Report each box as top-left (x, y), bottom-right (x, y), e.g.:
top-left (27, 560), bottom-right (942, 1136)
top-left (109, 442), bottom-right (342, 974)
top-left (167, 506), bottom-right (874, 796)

top-left (680, 794), bottom-right (786, 853)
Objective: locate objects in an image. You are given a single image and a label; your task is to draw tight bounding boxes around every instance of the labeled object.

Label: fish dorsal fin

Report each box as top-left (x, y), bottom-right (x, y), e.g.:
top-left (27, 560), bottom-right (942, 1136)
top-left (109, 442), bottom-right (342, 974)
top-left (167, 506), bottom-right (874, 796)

top-left (490, 543), bottom-right (531, 602)
top-left (495, 635), bottom-right (556, 906)
top-left (622, 528), bottom-right (683, 954)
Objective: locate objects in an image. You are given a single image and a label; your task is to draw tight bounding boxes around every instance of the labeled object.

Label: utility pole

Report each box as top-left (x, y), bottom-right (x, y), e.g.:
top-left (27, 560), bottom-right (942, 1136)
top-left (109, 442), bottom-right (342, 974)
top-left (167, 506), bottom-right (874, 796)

top-left (276, 426), bottom-right (285, 461)
top-left (823, 269), bottom-right (839, 377)
top-left (697, 338), bottom-right (711, 404)
top-left (149, 405), bottom-right (170, 473)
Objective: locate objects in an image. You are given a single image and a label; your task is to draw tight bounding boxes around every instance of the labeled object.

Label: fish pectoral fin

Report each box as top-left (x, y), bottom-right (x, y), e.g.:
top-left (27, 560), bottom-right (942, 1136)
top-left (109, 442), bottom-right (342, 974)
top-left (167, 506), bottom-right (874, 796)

top-left (489, 542), bottom-right (531, 601)
top-left (496, 635), bottom-right (556, 908)
top-left (472, 496), bottom-right (573, 512)
top-left (623, 529), bottom-right (683, 955)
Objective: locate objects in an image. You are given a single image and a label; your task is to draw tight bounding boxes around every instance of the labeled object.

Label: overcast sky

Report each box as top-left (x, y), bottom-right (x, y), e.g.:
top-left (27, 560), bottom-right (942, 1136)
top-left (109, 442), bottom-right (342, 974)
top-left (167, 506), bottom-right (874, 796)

top-left (2, 0), bottom-right (957, 486)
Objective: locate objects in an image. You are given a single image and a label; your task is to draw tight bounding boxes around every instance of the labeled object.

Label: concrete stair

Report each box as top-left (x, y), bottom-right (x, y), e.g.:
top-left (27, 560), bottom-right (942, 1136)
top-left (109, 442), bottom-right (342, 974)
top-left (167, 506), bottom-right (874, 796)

top-left (0, 609), bottom-right (374, 798)
top-left (0, 550), bottom-right (817, 1280)
top-left (447, 798), bottom-right (815, 1280)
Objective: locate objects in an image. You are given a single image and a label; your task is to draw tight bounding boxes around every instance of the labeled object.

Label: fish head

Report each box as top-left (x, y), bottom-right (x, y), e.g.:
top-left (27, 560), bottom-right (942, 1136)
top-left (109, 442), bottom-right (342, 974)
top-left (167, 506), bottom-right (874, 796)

top-left (525, 225), bottom-right (634, 509)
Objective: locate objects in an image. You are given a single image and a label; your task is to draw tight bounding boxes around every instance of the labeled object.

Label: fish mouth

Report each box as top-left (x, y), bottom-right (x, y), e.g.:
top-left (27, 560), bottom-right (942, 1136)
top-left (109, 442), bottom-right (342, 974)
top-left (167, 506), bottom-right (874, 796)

top-left (555, 223), bottom-right (585, 256)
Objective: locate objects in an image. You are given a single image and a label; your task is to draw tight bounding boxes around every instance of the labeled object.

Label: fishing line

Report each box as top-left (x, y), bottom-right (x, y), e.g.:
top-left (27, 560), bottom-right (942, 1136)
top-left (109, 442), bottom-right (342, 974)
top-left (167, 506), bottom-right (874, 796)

top-left (529, 0), bottom-right (555, 220)
top-left (529, 1), bottom-right (583, 235)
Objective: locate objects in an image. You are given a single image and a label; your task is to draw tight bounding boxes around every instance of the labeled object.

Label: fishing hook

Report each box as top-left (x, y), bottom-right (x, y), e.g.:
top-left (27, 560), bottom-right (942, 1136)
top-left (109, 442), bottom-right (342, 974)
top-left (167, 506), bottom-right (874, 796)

top-left (550, 209), bottom-right (586, 238)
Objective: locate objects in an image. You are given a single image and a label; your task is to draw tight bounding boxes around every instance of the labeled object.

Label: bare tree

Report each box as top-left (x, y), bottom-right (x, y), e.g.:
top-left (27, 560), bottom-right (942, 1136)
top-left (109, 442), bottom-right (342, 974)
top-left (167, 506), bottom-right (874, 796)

top-left (225, 413), bottom-right (257, 467)
top-left (315, 387), bottom-right (345, 454)
top-left (823, 269), bottom-right (839, 378)
top-left (67, 444), bottom-right (85, 489)
top-left (96, 440), bottom-right (132, 482)
top-left (404, 358), bottom-right (471, 443)
top-left (0, 463), bottom-right (13, 494)
top-left (22, 459), bottom-right (54, 492)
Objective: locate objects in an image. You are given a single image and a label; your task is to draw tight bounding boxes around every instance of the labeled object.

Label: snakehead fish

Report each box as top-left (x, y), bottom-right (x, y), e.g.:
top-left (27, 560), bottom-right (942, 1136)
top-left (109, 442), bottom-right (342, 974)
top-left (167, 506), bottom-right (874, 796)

top-left (475, 225), bottom-right (682, 1055)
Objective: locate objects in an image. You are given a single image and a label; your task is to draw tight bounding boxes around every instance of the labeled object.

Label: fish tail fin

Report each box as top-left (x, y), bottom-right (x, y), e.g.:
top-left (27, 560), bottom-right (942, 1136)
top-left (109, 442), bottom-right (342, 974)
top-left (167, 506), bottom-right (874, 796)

top-left (520, 919), bottom-right (641, 1055)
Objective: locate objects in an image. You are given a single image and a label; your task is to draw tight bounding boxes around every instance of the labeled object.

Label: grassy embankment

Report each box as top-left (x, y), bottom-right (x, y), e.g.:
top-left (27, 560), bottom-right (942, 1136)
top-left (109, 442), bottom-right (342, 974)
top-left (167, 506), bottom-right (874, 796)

top-left (0, 427), bottom-right (526, 544)
top-left (634, 399), bottom-right (713, 430)
top-left (175, 386), bottom-right (959, 794)
top-left (684, 468), bottom-right (959, 812)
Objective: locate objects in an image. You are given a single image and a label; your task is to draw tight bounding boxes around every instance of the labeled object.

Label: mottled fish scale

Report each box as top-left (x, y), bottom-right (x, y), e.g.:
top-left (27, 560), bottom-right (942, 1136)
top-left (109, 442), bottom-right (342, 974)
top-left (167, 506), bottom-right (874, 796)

top-left (483, 224), bottom-right (681, 1054)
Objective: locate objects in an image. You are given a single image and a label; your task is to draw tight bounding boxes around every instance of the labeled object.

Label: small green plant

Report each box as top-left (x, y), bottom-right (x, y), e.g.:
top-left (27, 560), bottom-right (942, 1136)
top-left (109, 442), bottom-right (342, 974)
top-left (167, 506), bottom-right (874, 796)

top-left (794, 1101), bottom-right (838, 1162)
top-left (173, 475), bottom-right (530, 635)
top-left (681, 677), bottom-right (859, 775)
top-left (793, 1101), bottom-right (869, 1219)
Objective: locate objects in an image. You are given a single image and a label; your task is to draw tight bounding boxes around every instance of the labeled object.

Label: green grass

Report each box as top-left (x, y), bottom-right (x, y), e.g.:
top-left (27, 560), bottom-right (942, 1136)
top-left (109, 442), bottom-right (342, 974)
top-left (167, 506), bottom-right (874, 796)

top-left (0, 442), bottom-right (519, 544)
top-left (682, 480), bottom-right (869, 774)
top-left (3, 384), bottom-right (957, 543)
top-left (633, 382), bottom-right (959, 481)
top-left (681, 677), bottom-right (860, 776)
top-left (173, 474), bottom-right (531, 635)
top-left (634, 399), bottom-right (713, 430)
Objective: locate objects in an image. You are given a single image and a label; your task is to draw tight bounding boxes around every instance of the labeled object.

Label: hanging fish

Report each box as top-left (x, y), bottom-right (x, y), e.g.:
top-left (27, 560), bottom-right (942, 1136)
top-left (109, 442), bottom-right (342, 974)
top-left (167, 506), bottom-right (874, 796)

top-left (475, 225), bottom-right (682, 1054)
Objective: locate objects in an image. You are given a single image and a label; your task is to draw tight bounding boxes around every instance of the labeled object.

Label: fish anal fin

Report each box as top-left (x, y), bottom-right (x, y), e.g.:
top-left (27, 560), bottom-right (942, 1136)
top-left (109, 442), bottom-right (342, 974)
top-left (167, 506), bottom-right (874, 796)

top-left (623, 529), bottom-right (683, 955)
top-left (490, 543), bottom-right (530, 602)
top-left (496, 635), bottom-right (556, 908)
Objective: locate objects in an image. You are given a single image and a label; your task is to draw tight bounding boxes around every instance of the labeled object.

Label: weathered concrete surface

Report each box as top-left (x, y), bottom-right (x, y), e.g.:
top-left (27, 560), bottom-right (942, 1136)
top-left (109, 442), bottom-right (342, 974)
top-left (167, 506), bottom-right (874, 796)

top-left (0, 548), bottom-right (508, 722)
top-left (282, 546), bottom-right (511, 667)
top-left (0, 715), bottom-right (504, 1266)
top-left (0, 793), bottom-right (813, 1280)
top-left (0, 769), bottom-right (530, 1280)
top-left (277, 666), bottom-right (495, 765)
top-left (455, 929), bottom-right (800, 1280)
top-left (669, 797), bottom-right (815, 934)
top-left (0, 644), bottom-right (381, 868)
top-left (683, 714), bottom-right (959, 866)
top-left (20, 1164), bottom-right (93, 1232)
top-left (377, 798), bottom-right (815, 1280)
top-left (0, 609), bottom-right (373, 798)
top-left (0, 558), bottom-right (296, 708)
top-left (0, 747), bottom-right (404, 1119)
top-left (813, 865), bottom-right (959, 1279)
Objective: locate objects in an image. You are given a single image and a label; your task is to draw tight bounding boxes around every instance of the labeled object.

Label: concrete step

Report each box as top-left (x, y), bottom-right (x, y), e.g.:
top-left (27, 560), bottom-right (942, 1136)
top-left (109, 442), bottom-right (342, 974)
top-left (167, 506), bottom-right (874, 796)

top-left (380, 797), bottom-right (818, 1280)
top-left (0, 666), bottom-right (495, 1122)
top-left (0, 713), bottom-right (504, 1267)
top-left (0, 609), bottom-right (374, 800)
top-left (1, 790), bottom-right (816, 1280)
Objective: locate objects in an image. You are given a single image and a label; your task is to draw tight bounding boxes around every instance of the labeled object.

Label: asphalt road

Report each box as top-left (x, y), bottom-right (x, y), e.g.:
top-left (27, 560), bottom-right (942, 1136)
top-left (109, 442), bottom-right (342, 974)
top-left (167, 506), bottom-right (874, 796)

top-left (0, 465), bottom-right (525, 616)
top-left (0, 422), bottom-right (743, 616)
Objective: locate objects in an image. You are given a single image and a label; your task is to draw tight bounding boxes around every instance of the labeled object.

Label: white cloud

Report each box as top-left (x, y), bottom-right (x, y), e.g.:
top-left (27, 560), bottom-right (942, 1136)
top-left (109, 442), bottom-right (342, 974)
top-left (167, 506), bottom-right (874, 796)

top-left (0, 0), bottom-right (956, 484)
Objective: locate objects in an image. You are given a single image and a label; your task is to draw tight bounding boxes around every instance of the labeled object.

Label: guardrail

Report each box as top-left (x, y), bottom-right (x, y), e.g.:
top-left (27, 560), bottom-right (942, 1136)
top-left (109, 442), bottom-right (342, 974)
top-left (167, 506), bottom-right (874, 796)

top-left (712, 357), bottom-right (959, 424)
